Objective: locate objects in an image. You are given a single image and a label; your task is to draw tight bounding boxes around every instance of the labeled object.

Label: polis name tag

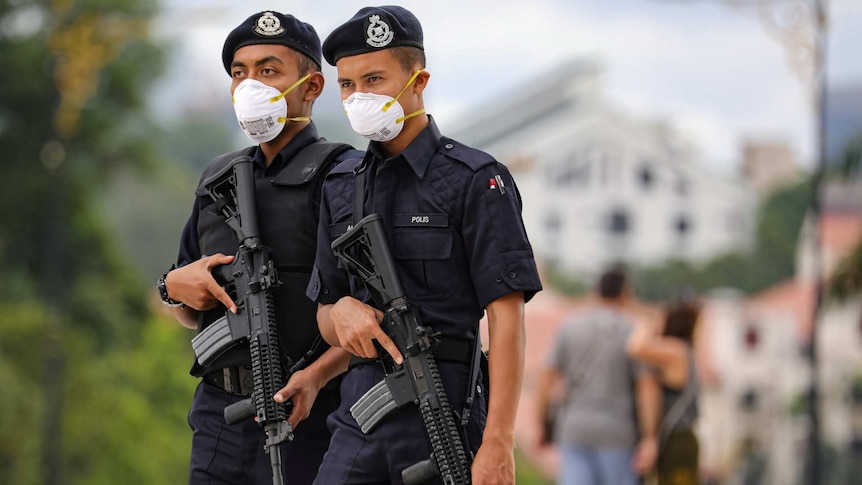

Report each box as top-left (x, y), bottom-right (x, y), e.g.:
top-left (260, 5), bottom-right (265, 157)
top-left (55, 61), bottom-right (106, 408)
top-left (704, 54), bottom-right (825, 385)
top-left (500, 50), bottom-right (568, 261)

top-left (394, 213), bottom-right (448, 227)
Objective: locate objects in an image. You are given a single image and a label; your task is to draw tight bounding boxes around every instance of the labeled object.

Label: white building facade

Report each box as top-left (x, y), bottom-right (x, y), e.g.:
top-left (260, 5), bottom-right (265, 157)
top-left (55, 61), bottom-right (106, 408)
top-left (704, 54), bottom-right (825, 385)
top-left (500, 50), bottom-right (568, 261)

top-left (451, 60), bottom-right (757, 280)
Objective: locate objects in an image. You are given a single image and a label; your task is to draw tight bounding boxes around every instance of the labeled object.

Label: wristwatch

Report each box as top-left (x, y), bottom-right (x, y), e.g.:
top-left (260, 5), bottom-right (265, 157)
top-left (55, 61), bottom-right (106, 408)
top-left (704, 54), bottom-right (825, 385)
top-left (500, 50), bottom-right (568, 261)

top-left (157, 267), bottom-right (184, 308)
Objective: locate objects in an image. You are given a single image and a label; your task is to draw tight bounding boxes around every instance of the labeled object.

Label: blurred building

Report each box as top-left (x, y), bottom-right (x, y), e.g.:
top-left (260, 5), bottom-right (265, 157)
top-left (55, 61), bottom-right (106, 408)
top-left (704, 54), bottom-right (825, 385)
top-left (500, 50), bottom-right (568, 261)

top-left (451, 59), bottom-right (757, 282)
top-left (741, 139), bottom-right (801, 195)
top-left (827, 84), bottom-right (862, 163)
top-left (515, 181), bottom-right (862, 484)
top-left (697, 181), bottom-right (862, 484)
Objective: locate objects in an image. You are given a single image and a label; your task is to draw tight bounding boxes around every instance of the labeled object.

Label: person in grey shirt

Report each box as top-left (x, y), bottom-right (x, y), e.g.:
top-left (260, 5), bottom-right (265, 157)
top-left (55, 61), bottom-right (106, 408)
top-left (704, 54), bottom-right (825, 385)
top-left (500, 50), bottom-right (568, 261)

top-left (536, 267), bottom-right (660, 485)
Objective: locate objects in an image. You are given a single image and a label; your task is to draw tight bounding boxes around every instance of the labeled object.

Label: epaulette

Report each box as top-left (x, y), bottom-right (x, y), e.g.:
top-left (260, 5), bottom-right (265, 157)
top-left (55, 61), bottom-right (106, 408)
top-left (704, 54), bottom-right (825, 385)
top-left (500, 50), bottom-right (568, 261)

top-left (327, 156), bottom-right (363, 176)
top-left (438, 137), bottom-right (496, 172)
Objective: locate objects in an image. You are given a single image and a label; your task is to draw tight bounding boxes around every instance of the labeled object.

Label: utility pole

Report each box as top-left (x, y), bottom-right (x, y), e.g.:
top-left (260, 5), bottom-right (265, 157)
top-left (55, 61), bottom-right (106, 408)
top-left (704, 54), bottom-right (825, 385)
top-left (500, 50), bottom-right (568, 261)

top-left (805, 2), bottom-right (828, 483)
top-left (744, 1), bottom-right (829, 482)
top-left (656, 0), bottom-right (830, 482)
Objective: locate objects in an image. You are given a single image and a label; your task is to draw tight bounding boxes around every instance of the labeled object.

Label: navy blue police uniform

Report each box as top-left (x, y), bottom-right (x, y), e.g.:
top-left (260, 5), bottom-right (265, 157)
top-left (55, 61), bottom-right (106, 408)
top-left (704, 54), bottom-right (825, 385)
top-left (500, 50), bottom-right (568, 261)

top-left (308, 123), bottom-right (542, 485)
top-left (178, 122), bottom-right (359, 485)
top-left (169, 11), bottom-right (362, 485)
top-left (307, 8), bottom-right (542, 483)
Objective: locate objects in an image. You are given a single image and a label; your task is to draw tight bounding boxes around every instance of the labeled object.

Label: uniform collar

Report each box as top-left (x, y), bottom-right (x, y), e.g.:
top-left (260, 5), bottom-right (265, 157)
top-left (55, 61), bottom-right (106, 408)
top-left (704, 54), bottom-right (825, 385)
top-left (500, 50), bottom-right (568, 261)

top-left (366, 116), bottom-right (441, 179)
top-left (252, 122), bottom-right (321, 174)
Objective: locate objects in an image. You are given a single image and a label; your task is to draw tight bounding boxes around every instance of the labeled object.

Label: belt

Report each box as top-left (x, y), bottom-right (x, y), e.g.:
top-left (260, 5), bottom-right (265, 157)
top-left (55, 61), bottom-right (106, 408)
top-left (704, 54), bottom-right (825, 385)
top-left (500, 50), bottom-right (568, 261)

top-left (204, 366), bottom-right (255, 396)
top-left (348, 336), bottom-right (474, 370)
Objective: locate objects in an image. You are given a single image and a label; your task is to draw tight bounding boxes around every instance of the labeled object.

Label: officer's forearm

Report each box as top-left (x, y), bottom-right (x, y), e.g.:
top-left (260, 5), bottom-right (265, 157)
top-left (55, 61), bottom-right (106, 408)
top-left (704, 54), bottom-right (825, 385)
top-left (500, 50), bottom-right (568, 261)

top-left (305, 345), bottom-right (351, 388)
top-left (316, 303), bottom-right (339, 347)
top-left (170, 305), bottom-right (199, 330)
top-left (482, 292), bottom-right (526, 446)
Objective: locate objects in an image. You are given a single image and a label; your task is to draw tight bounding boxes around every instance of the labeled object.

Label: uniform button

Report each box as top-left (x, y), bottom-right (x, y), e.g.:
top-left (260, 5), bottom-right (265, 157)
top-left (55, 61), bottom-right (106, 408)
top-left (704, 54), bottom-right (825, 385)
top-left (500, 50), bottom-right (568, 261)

top-left (508, 272), bottom-right (517, 279)
top-left (323, 288), bottom-right (329, 295)
top-left (313, 283), bottom-right (319, 291)
top-left (444, 143), bottom-right (454, 149)
top-left (496, 277), bottom-right (503, 283)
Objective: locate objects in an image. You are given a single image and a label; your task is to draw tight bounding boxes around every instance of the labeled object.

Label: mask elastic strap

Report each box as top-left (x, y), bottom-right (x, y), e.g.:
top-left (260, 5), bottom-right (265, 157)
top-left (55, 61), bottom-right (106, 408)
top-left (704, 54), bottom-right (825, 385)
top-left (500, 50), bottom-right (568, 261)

top-left (270, 73), bottom-right (312, 103)
top-left (396, 108), bottom-right (425, 125)
top-left (277, 116), bottom-right (311, 123)
top-left (382, 69), bottom-right (424, 112)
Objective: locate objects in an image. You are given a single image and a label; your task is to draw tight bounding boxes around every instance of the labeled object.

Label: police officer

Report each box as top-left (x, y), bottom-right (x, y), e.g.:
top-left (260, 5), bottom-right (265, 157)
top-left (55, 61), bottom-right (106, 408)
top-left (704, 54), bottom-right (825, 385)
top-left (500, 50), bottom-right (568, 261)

top-left (159, 10), bottom-right (359, 485)
top-left (306, 6), bottom-right (543, 485)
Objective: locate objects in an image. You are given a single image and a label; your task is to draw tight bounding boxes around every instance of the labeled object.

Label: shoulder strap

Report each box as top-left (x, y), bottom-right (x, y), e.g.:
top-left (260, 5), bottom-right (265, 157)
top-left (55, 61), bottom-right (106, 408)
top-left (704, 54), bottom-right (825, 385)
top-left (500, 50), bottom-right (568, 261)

top-left (271, 140), bottom-right (353, 186)
top-left (352, 161), bottom-right (370, 225)
top-left (658, 348), bottom-right (697, 451)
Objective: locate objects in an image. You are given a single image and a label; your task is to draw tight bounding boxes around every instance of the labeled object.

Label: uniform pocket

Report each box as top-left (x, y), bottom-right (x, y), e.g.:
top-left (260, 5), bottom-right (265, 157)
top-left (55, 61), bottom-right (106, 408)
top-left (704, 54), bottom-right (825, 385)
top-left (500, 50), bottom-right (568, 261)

top-left (392, 227), bottom-right (455, 300)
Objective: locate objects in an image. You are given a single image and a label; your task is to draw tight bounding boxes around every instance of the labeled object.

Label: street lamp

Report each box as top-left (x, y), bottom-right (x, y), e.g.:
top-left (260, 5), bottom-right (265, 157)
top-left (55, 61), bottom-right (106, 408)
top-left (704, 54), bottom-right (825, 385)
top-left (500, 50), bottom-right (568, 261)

top-left (757, 2), bottom-right (828, 483)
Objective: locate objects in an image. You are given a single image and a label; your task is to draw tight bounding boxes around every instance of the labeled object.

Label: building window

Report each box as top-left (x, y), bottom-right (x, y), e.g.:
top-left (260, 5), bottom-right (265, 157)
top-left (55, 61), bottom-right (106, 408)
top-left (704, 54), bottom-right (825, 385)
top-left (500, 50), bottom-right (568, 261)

top-left (740, 389), bottom-right (759, 412)
top-left (744, 325), bottom-right (760, 351)
top-left (608, 208), bottom-right (630, 236)
top-left (674, 214), bottom-right (692, 237)
top-left (638, 164), bottom-right (655, 191)
top-left (549, 151), bottom-right (591, 187)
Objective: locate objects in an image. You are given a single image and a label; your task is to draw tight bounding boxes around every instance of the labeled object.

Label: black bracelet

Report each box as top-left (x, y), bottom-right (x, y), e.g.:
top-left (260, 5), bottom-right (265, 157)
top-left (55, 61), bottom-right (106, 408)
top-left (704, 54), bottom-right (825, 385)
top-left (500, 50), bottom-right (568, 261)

top-left (157, 267), bottom-right (184, 308)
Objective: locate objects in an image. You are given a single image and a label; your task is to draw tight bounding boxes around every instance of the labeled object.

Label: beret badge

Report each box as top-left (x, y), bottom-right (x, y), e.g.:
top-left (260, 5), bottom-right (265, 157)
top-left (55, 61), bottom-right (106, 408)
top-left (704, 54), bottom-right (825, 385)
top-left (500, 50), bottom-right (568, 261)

top-left (254, 12), bottom-right (285, 37)
top-left (365, 15), bottom-right (393, 48)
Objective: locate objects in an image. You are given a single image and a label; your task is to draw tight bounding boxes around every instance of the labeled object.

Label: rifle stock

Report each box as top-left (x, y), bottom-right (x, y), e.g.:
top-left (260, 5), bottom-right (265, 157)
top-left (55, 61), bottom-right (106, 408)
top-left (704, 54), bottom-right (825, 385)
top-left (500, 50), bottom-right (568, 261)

top-left (331, 214), bottom-right (471, 485)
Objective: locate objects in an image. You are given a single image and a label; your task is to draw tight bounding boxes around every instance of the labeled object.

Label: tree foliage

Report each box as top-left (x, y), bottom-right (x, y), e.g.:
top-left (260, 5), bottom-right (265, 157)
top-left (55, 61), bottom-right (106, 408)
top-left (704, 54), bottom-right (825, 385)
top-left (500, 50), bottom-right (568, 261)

top-left (632, 178), bottom-right (812, 301)
top-left (827, 129), bottom-right (862, 302)
top-left (0, 1), bottom-right (201, 483)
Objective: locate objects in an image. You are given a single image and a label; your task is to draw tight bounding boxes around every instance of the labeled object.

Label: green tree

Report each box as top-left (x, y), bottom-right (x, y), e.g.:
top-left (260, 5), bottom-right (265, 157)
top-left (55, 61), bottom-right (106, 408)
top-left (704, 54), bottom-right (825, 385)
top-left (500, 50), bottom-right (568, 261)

top-left (0, 1), bottom-right (206, 483)
top-left (547, 178), bottom-right (813, 301)
top-left (628, 178), bottom-right (812, 301)
top-left (828, 130), bottom-right (862, 303)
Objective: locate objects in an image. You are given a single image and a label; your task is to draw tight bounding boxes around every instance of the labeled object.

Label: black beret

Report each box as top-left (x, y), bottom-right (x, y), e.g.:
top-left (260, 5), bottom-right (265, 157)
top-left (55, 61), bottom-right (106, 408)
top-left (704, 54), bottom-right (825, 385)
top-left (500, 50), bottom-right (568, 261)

top-left (322, 5), bottom-right (423, 66)
top-left (222, 11), bottom-right (322, 74)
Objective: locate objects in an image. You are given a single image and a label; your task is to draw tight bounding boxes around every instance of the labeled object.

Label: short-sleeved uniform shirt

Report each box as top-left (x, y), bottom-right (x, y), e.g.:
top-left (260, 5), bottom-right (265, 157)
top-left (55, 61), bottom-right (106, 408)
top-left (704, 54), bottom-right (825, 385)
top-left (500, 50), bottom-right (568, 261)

top-left (307, 117), bottom-right (542, 342)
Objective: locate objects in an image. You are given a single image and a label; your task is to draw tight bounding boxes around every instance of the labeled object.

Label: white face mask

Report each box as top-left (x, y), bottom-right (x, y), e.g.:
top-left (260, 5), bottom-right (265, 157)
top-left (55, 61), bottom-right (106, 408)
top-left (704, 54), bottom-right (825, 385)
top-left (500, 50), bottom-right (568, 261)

top-left (232, 75), bottom-right (310, 144)
top-left (343, 69), bottom-right (425, 142)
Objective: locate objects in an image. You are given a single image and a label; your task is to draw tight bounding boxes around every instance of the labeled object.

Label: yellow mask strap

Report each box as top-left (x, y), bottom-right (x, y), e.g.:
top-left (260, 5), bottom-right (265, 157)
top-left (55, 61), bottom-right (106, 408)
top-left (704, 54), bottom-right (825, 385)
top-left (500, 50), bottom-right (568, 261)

top-left (383, 69), bottom-right (424, 112)
top-left (277, 115), bottom-right (311, 123)
top-left (396, 108), bottom-right (426, 125)
top-left (272, 74), bottom-right (312, 123)
top-left (270, 73), bottom-right (311, 103)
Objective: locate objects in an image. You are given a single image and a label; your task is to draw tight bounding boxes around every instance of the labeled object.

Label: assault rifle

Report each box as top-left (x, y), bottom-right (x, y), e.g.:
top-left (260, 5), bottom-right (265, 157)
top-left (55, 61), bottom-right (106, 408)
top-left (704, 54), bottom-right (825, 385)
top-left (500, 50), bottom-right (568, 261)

top-left (331, 213), bottom-right (471, 485)
top-left (190, 156), bottom-right (292, 485)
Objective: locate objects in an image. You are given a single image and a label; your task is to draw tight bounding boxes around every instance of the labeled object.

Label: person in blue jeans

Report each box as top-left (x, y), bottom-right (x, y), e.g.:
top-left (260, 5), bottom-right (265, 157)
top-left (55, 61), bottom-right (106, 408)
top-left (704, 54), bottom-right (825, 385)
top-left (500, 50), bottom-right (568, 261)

top-left (536, 267), bottom-right (661, 485)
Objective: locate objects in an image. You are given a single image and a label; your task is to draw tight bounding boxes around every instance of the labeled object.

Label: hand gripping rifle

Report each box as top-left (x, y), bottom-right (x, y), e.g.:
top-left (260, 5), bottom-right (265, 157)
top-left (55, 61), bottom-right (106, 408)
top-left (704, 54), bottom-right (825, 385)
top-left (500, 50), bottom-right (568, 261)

top-left (189, 156), bottom-right (292, 485)
top-left (331, 213), bottom-right (471, 485)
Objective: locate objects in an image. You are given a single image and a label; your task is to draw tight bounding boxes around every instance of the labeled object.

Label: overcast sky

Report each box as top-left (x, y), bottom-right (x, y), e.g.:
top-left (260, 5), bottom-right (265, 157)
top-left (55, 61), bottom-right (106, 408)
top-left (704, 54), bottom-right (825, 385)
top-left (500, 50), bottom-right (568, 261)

top-left (154, 0), bottom-right (862, 174)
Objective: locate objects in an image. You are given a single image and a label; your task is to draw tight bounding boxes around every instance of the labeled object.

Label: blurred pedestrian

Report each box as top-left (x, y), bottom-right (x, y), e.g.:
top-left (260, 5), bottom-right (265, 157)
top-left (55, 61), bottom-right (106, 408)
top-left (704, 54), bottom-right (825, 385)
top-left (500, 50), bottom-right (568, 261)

top-left (536, 267), bottom-right (661, 485)
top-left (627, 298), bottom-right (702, 485)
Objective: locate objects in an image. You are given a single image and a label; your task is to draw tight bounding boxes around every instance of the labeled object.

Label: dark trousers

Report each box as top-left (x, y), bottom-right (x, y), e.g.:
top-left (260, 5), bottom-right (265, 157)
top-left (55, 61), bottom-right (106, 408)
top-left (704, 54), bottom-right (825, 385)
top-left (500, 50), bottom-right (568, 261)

top-left (657, 429), bottom-right (699, 485)
top-left (313, 362), bottom-right (487, 485)
top-left (188, 379), bottom-right (339, 485)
